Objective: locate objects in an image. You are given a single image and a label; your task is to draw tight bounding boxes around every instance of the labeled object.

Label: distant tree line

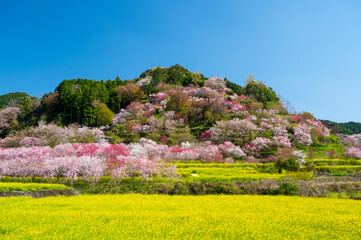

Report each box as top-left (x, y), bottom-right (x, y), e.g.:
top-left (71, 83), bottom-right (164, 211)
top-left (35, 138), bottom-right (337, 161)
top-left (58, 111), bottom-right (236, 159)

top-left (321, 120), bottom-right (361, 135)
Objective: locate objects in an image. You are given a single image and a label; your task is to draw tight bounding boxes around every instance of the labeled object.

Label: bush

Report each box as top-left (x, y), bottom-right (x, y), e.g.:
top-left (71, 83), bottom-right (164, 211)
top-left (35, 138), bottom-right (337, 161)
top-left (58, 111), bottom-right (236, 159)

top-left (274, 157), bottom-right (300, 173)
top-left (278, 180), bottom-right (300, 196)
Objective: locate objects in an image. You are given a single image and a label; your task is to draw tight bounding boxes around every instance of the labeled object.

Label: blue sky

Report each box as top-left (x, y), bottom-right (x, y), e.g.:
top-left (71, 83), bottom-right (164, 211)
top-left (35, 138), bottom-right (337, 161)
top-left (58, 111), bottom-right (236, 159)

top-left (1, 0), bottom-right (361, 122)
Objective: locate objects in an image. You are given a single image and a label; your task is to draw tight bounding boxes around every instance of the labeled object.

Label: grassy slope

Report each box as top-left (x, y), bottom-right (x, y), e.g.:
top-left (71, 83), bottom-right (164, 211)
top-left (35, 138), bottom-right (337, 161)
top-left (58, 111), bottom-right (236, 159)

top-left (0, 194), bottom-right (360, 239)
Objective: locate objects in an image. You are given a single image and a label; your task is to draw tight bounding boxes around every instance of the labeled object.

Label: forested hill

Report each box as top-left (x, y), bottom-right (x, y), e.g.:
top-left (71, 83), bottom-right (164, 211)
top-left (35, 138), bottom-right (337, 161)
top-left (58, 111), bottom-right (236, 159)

top-left (0, 92), bottom-right (35, 109)
top-left (1, 65), bottom-right (357, 137)
top-left (0, 64), bottom-right (344, 158)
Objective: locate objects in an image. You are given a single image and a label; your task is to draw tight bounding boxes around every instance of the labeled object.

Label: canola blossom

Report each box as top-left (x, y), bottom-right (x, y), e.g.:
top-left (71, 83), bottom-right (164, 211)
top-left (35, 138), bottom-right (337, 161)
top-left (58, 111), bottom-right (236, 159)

top-left (0, 194), bottom-right (360, 239)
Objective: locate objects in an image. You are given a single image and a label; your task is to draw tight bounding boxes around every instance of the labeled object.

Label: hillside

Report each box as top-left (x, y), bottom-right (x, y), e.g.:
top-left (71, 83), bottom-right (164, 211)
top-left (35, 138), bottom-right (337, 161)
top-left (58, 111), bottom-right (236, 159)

top-left (0, 64), bottom-right (344, 162)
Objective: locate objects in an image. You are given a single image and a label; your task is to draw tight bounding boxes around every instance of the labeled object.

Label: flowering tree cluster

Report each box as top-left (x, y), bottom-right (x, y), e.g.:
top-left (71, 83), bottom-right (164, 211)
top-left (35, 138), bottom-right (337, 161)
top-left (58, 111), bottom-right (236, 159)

top-left (343, 134), bottom-right (361, 146)
top-left (218, 141), bottom-right (246, 159)
top-left (0, 137), bottom-right (259, 181)
top-left (136, 78), bottom-right (151, 87)
top-left (126, 138), bottom-right (243, 162)
top-left (345, 147), bottom-right (361, 159)
top-left (109, 81), bottom-right (331, 160)
top-left (293, 124), bottom-right (313, 146)
top-left (0, 107), bottom-right (21, 136)
top-left (204, 76), bottom-right (226, 92)
top-left (0, 142), bottom-right (175, 180)
top-left (0, 123), bottom-right (106, 148)
top-left (292, 150), bottom-right (307, 166)
top-left (209, 119), bottom-right (259, 144)
top-left (226, 101), bottom-right (247, 115)
top-left (343, 134), bottom-right (361, 159)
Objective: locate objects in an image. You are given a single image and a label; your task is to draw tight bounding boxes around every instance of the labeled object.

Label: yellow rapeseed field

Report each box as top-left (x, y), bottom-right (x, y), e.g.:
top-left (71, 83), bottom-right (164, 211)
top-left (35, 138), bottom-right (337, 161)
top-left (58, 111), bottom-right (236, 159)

top-left (0, 194), bottom-right (360, 239)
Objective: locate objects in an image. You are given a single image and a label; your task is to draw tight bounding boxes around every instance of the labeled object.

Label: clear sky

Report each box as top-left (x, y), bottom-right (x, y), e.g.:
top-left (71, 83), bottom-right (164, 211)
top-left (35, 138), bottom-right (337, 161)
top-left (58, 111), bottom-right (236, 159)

top-left (1, 0), bottom-right (361, 122)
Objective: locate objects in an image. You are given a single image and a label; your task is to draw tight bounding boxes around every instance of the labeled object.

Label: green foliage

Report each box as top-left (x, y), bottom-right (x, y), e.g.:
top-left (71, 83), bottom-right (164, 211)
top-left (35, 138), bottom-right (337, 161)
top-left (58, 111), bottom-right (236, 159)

top-left (169, 126), bottom-right (196, 145)
top-left (139, 64), bottom-right (205, 87)
top-left (14, 96), bottom-right (43, 129)
top-left (166, 90), bottom-right (191, 115)
top-left (91, 100), bottom-right (114, 126)
top-left (259, 130), bottom-right (274, 139)
top-left (278, 180), bottom-right (300, 195)
top-left (300, 143), bottom-right (344, 159)
top-left (242, 76), bottom-right (279, 103)
top-left (225, 79), bottom-right (244, 96)
top-left (51, 78), bottom-right (126, 126)
top-left (329, 134), bottom-right (340, 143)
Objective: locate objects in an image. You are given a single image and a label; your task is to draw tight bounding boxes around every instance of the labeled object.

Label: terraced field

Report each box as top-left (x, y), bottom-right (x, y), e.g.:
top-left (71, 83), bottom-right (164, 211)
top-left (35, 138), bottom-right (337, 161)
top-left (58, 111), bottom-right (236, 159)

top-left (0, 194), bottom-right (361, 239)
top-left (0, 182), bottom-right (70, 191)
top-left (174, 158), bottom-right (361, 182)
top-left (175, 163), bottom-right (284, 182)
top-left (309, 159), bottom-right (361, 174)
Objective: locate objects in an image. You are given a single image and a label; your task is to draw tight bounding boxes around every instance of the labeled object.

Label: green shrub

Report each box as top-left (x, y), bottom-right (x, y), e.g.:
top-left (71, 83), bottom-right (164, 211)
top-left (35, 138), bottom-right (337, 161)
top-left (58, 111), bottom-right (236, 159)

top-left (327, 192), bottom-right (340, 198)
top-left (274, 157), bottom-right (300, 173)
top-left (278, 180), bottom-right (299, 196)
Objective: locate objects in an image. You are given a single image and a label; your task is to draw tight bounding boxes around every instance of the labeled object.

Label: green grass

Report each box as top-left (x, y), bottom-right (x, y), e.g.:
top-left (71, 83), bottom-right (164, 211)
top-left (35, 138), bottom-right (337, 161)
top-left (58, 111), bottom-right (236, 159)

top-left (0, 194), bottom-right (361, 239)
top-left (0, 182), bottom-right (70, 191)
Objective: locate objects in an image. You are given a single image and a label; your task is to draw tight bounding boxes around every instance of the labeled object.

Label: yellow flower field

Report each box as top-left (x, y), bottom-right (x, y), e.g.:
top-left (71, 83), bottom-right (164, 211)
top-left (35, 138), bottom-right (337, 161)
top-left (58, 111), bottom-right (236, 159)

top-left (0, 194), bottom-right (360, 239)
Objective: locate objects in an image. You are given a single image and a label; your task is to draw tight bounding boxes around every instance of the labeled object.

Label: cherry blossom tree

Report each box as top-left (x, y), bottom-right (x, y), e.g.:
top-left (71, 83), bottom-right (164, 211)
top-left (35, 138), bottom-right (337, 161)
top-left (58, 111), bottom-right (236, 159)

top-left (204, 76), bottom-right (226, 92)
top-left (0, 107), bottom-right (21, 136)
